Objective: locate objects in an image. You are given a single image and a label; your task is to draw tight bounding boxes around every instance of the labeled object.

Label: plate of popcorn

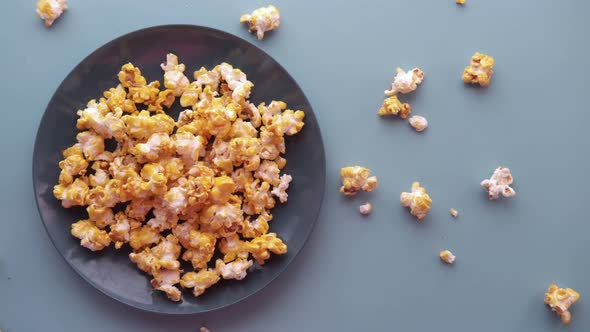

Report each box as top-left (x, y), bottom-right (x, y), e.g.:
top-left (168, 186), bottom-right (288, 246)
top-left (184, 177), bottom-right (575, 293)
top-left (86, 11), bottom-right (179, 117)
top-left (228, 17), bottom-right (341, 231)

top-left (32, 25), bottom-right (325, 314)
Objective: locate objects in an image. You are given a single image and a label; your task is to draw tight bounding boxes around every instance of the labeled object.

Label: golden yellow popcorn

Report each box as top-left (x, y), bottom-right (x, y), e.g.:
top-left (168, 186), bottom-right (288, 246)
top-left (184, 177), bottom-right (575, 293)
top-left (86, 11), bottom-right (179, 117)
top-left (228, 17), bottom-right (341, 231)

top-left (450, 208), bottom-right (459, 218)
top-left (408, 115), bottom-right (428, 132)
top-left (359, 202), bottom-right (372, 215)
top-left (545, 284), bottom-right (580, 324)
top-left (378, 95), bottom-right (411, 118)
top-left (71, 219), bottom-right (111, 251)
top-left (340, 166), bottom-right (378, 196)
top-left (36, 0), bottom-right (67, 27)
top-left (240, 5), bottom-right (281, 40)
top-left (439, 250), bottom-right (456, 264)
top-left (462, 52), bottom-right (495, 86)
top-left (385, 68), bottom-right (425, 96)
top-left (400, 182), bottom-right (432, 220)
top-left (180, 269), bottom-right (221, 297)
top-left (481, 166), bottom-right (515, 200)
top-left (456, 0), bottom-right (466, 4)
top-left (54, 54), bottom-right (297, 301)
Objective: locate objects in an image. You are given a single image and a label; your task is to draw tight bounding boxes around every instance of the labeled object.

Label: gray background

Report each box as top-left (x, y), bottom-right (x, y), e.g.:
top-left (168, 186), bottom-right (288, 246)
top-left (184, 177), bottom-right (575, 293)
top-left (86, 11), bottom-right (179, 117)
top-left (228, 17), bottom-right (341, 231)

top-left (1, 0), bottom-right (589, 331)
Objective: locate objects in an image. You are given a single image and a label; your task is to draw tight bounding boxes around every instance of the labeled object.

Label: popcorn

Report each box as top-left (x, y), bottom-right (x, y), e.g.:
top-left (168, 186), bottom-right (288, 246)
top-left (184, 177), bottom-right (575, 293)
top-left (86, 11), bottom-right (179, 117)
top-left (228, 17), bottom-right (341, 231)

top-left (545, 284), bottom-right (580, 324)
top-left (359, 202), bottom-right (372, 215)
top-left (408, 115), bottom-right (428, 132)
top-left (480, 166), bottom-right (515, 200)
top-left (240, 5), bottom-right (281, 40)
top-left (450, 208), bottom-right (459, 218)
top-left (462, 52), bottom-right (495, 86)
top-left (456, 0), bottom-right (466, 4)
top-left (247, 233), bottom-right (287, 265)
top-left (215, 258), bottom-right (254, 280)
top-left (54, 54), bottom-right (302, 301)
top-left (340, 166), bottom-right (378, 196)
top-left (400, 182), bottom-right (432, 220)
top-left (439, 250), bottom-right (456, 264)
top-left (161, 54), bottom-right (190, 96)
top-left (180, 268), bottom-right (221, 297)
top-left (378, 95), bottom-right (411, 118)
top-left (36, 0), bottom-right (67, 27)
top-left (71, 220), bottom-right (111, 251)
top-left (385, 68), bottom-right (424, 96)
top-left (271, 174), bottom-right (292, 203)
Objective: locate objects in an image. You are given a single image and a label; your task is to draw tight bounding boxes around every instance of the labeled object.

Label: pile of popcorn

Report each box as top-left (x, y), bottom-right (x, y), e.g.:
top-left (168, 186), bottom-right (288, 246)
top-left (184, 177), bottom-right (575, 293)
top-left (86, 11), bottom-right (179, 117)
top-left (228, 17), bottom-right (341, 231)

top-left (53, 53), bottom-right (305, 301)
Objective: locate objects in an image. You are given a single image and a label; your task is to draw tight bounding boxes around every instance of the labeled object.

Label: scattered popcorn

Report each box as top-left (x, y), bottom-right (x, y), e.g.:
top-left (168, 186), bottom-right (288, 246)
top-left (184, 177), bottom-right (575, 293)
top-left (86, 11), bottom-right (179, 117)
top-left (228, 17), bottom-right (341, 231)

top-left (377, 95), bottom-right (412, 118)
top-left (480, 166), bottom-right (515, 200)
top-left (240, 5), bottom-right (281, 40)
top-left (359, 202), bottom-right (372, 215)
top-left (450, 208), bottom-right (459, 218)
top-left (36, 0), bottom-right (67, 27)
top-left (462, 52), bottom-right (495, 87)
top-left (545, 284), bottom-right (580, 324)
top-left (53, 54), bottom-right (300, 301)
top-left (400, 182), bottom-right (432, 220)
top-left (408, 115), bottom-right (428, 132)
top-left (340, 166), bottom-right (378, 196)
top-left (439, 250), bottom-right (456, 264)
top-left (385, 68), bottom-right (424, 96)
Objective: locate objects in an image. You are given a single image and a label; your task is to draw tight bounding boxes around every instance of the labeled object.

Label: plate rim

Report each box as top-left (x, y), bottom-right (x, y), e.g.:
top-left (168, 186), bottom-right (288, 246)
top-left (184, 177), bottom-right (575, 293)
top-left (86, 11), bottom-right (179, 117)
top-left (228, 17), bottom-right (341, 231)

top-left (32, 24), bottom-right (326, 315)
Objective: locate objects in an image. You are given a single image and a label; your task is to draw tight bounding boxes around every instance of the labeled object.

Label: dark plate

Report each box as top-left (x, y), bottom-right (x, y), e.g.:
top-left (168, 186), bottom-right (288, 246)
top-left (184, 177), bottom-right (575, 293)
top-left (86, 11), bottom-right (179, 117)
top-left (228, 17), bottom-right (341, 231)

top-left (32, 25), bottom-right (325, 314)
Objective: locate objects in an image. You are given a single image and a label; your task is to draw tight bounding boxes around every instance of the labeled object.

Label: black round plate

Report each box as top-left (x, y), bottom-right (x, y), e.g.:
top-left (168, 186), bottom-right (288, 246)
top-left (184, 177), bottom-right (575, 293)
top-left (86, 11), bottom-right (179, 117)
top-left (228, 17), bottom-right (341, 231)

top-left (32, 25), bottom-right (325, 314)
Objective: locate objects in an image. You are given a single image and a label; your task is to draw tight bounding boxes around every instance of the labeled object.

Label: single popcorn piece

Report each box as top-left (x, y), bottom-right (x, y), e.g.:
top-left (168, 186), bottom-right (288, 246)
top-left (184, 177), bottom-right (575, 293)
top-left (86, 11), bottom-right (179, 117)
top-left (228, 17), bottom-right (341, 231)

top-left (385, 68), bottom-right (425, 96)
top-left (480, 166), bottom-right (516, 200)
top-left (456, 0), bottom-right (466, 4)
top-left (408, 115), bottom-right (428, 132)
top-left (180, 269), bottom-right (221, 297)
top-left (71, 220), bottom-right (111, 251)
top-left (400, 182), bottom-right (432, 220)
top-left (439, 250), bottom-right (456, 264)
top-left (545, 284), bottom-right (580, 324)
top-left (36, 0), bottom-right (67, 27)
top-left (246, 232), bottom-right (287, 265)
top-left (378, 95), bottom-right (412, 118)
top-left (161, 53), bottom-right (190, 96)
top-left (359, 202), bottom-right (372, 215)
top-left (340, 166), bottom-right (378, 196)
top-left (271, 174), bottom-right (292, 203)
top-left (215, 258), bottom-right (254, 280)
top-left (450, 208), bottom-right (459, 218)
top-left (240, 5), bottom-right (281, 40)
top-left (462, 52), bottom-right (495, 87)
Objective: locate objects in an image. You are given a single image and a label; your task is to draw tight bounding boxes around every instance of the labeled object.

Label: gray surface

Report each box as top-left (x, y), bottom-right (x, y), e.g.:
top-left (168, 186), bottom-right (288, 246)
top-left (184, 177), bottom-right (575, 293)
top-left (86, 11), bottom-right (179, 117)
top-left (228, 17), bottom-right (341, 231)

top-left (1, 0), bottom-right (589, 331)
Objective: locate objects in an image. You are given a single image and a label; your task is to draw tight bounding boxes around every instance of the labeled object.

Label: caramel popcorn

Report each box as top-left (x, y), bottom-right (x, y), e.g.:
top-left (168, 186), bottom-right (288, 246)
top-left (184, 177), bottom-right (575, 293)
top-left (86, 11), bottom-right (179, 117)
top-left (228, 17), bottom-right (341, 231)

top-left (456, 0), bottom-right (466, 4)
top-left (240, 5), bottom-right (281, 40)
top-left (377, 95), bottom-right (412, 118)
top-left (400, 182), bottom-right (432, 220)
top-left (439, 250), bottom-right (455, 264)
top-left (340, 166), bottom-right (378, 196)
top-left (545, 284), bottom-right (580, 324)
top-left (36, 0), bottom-right (67, 27)
top-left (385, 68), bottom-right (424, 96)
top-left (53, 54), bottom-right (300, 301)
top-left (481, 166), bottom-right (515, 200)
top-left (408, 115), bottom-right (428, 132)
top-left (359, 202), bottom-right (372, 215)
top-left (462, 52), bottom-right (495, 86)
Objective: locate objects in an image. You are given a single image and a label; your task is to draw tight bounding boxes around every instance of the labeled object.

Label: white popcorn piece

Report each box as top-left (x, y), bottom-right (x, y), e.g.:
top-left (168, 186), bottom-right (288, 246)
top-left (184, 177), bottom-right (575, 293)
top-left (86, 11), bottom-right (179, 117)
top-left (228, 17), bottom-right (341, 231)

top-left (385, 67), bottom-right (424, 96)
top-left (240, 5), bottom-right (281, 40)
top-left (271, 174), bottom-right (292, 203)
top-left (36, 0), bottom-right (68, 27)
top-left (408, 115), bottom-right (428, 132)
top-left (161, 54), bottom-right (190, 96)
top-left (215, 259), bottom-right (253, 280)
top-left (480, 167), bottom-right (516, 200)
top-left (359, 202), bottom-right (372, 215)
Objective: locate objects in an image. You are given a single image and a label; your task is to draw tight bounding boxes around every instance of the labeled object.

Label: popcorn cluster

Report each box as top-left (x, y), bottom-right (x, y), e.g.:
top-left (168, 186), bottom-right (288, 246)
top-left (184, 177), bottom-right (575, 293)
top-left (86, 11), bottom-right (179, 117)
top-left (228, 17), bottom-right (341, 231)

top-left (53, 54), bottom-right (305, 301)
